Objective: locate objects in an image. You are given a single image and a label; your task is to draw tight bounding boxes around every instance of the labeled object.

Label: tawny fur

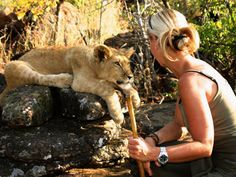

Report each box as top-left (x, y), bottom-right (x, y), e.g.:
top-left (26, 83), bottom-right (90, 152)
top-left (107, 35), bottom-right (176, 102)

top-left (0, 44), bottom-right (140, 124)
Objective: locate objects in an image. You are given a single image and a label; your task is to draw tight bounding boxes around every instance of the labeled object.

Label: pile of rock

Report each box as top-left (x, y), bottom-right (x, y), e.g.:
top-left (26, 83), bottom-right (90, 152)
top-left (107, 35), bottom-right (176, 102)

top-left (0, 85), bottom-right (130, 176)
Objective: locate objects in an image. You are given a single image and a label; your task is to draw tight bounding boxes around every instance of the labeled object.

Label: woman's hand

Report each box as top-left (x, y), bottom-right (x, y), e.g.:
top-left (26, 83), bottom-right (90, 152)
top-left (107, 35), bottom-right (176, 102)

top-left (128, 137), bottom-right (161, 176)
top-left (128, 137), bottom-right (151, 161)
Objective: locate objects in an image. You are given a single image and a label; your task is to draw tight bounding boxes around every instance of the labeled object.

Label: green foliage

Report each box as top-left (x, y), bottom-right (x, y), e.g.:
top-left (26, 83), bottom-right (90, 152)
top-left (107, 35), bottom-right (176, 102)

top-left (0, 0), bottom-right (58, 20)
top-left (195, 0), bottom-right (236, 70)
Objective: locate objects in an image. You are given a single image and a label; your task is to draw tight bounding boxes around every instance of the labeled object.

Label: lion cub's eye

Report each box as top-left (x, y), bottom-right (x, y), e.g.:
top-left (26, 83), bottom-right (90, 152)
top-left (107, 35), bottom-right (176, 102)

top-left (114, 61), bottom-right (120, 66)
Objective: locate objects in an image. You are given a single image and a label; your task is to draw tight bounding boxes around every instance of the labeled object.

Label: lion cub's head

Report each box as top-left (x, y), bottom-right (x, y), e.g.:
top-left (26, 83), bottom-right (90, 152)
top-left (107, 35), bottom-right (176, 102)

top-left (94, 45), bottom-right (135, 90)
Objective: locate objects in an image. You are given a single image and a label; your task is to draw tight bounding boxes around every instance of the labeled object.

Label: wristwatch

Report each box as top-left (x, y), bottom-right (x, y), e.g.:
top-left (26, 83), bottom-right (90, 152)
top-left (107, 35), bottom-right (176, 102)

top-left (158, 147), bottom-right (168, 165)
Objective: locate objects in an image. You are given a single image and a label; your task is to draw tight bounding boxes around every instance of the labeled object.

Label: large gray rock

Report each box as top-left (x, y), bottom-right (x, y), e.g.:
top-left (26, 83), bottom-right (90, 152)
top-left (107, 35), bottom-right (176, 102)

top-left (0, 117), bottom-right (127, 176)
top-left (1, 85), bottom-right (53, 128)
top-left (1, 86), bottom-right (110, 128)
top-left (0, 77), bottom-right (179, 177)
top-left (0, 100), bottom-right (179, 177)
top-left (59, 88), bottom-right (108, 121)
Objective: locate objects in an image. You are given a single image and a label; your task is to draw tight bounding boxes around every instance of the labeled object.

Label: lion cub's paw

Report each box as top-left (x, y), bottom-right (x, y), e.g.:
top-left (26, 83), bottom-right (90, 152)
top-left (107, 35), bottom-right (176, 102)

top-left (127, 89), bottom-right (141, 109)
top-left (122, 88), bottom-right (140, 109)
top-left (132, 92), bottom-right (141, 109)
top-left (55, 73), bottom-right (73, 88)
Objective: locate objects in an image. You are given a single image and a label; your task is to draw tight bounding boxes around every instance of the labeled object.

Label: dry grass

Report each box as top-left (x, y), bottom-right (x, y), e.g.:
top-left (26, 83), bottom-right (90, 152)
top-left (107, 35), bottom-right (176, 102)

top-left (76, 0), bottom-right (128, 44)
top-left (0, 0), bottom-right (127, 64)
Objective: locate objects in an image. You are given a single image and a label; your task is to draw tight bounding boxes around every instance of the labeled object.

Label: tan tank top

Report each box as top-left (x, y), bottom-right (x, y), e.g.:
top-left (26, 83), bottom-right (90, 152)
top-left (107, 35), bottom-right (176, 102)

top-left (178, 70), bottom-right (236, 173)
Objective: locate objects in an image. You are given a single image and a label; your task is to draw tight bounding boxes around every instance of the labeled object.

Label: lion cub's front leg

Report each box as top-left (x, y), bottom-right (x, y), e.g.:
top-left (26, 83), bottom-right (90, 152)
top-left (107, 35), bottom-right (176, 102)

top-left (102, 93), bottom-right (124, 124)
top-left (72, 78), bottom-right (124, 125)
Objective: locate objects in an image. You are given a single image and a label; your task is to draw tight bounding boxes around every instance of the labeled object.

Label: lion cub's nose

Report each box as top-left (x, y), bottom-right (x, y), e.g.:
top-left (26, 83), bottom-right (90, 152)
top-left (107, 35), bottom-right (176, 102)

top-left (128, 75), bottom-right (133, 80)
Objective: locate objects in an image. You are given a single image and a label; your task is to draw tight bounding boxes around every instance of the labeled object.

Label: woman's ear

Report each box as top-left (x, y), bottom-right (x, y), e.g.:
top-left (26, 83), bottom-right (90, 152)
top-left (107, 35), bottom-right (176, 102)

top-left (94, 45), bottom-right (112, 62)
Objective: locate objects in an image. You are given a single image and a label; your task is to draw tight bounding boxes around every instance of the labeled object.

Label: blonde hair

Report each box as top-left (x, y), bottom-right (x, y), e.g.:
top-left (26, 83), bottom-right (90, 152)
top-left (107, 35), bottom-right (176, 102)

top-left (147, 9), bottom-right (200, 60)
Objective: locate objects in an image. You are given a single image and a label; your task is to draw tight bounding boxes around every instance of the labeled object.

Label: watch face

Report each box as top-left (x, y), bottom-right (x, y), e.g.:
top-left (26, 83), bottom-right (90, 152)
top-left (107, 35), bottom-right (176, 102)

top-left (159, 154), bottom-right (168, 165)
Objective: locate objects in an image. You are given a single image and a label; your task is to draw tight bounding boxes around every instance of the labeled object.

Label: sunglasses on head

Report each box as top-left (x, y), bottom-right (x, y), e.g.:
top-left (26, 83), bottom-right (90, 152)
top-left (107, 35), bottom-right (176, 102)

top-left (148, 16), bottom-right (153, 29)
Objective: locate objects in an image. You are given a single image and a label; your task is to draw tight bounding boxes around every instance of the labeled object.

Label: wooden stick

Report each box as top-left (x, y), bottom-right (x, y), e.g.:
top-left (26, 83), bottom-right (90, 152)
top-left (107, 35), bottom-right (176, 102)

top-left (127, 96), bottom-right (145, 177)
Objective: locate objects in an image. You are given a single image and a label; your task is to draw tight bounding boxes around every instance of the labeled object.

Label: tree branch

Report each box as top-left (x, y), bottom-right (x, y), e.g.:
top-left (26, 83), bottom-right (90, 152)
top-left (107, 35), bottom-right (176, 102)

top-left (161, 0), bottom-right (170, 9)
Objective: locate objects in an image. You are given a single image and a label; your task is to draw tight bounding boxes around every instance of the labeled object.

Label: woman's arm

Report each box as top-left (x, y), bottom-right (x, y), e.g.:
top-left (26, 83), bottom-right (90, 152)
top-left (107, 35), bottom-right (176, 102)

top-left (155, 99), bottom-right (186, 144)
top-left (168, 73), bottom-right (215, 161)
top-left (129, 73), bottom-right (215, 163)
top-left (146, 98), bottom-right (185, 145)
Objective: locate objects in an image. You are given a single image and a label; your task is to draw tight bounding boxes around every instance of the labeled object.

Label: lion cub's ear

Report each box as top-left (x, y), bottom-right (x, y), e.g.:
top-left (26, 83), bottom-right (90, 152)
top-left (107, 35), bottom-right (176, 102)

top-left (125, 47), bottom-right (135, 59)
top-left (120, 47), bottom-right (135, 59)
top-left (94, 45), bottom-right (112, 62)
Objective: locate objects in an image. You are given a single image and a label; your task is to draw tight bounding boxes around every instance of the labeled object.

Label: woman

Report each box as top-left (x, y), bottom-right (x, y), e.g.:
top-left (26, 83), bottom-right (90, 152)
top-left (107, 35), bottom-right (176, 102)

top-left (128, 8), bottom-right (236, 177)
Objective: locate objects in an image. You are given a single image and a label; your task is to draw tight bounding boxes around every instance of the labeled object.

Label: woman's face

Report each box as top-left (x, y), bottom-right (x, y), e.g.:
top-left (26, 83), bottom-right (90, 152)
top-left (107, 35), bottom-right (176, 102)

top-left (148, 34), bottom-right (166, 67)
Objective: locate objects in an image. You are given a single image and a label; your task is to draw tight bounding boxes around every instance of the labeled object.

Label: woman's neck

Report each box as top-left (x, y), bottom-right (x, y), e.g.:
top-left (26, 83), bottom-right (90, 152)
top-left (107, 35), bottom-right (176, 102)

top-left (166, 54), bottom-right (201, 79)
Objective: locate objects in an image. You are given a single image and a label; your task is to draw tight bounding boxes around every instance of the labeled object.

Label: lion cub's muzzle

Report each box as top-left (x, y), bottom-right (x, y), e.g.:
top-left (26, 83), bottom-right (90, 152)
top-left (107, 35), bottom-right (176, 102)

top-left (116, 75), bottom-right (134, 90)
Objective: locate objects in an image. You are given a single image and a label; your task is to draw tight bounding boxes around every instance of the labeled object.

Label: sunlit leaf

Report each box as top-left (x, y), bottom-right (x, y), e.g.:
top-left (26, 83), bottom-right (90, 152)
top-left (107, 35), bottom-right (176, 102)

top-left (17, 12), bottom-right (25, 20)
top-left (216, 21), bottom-right (222, 28)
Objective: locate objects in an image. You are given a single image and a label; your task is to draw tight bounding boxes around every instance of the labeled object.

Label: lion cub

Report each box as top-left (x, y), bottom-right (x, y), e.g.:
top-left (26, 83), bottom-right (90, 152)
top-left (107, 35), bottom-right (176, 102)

top-left (0, 45), bottom-right (140, 124)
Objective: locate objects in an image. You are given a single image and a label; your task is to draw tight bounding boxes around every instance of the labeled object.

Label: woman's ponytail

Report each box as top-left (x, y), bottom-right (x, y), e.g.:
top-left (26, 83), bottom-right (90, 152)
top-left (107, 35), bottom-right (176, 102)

top-left (169, 25), bottom-right (200, 54)
top-left (159, 25), bottom-right (200, 60)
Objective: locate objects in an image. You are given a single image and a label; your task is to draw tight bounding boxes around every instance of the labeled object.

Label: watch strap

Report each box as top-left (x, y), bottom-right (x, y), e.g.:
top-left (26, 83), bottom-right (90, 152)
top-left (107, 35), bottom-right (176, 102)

top-left (146, 133), bottom-right (160, 146)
